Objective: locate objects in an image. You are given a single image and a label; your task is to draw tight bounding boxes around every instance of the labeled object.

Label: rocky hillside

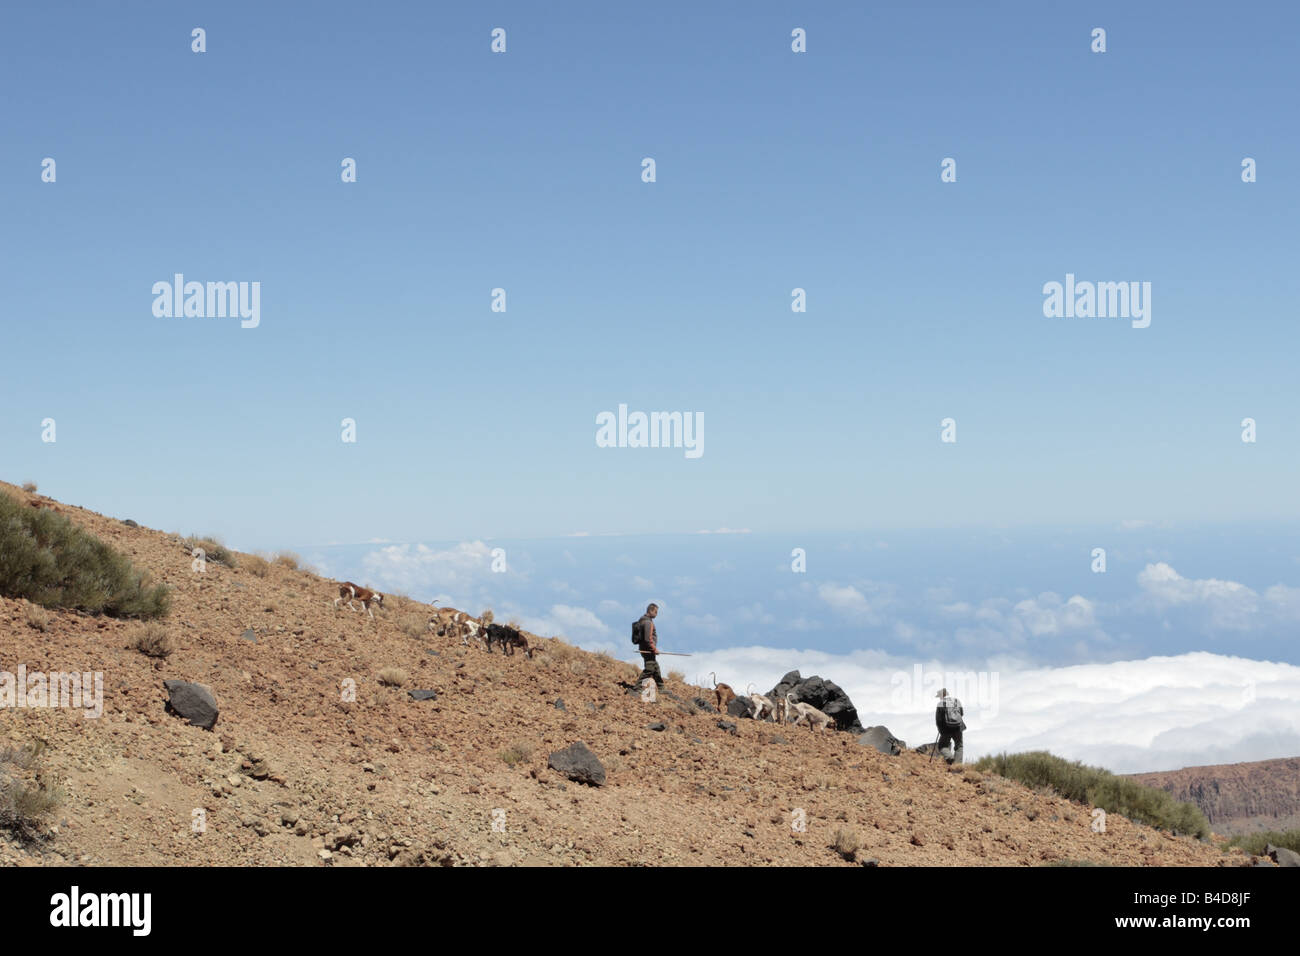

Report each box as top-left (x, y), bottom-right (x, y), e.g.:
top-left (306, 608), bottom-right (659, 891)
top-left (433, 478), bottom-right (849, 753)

top-left (1128, 758), bottom-right (1300, 836)
top-left (0, 481), bottom-right (1249, 867)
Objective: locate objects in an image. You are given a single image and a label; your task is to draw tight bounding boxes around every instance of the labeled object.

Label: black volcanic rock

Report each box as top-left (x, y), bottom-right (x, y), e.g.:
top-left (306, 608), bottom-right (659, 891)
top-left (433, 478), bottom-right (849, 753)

top-left (768, 670), bottom-right (864, 733)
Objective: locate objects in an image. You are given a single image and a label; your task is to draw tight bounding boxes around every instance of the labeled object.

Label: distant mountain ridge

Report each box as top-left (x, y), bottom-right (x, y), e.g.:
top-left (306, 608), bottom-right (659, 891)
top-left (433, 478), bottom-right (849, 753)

top-left (1128, 757), bottom-right (1300, 836)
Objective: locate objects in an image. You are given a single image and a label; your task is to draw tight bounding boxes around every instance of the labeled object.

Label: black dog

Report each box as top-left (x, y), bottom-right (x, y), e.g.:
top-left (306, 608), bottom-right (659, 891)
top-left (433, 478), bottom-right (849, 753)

top-left (485, 623), bottom-right (533, 658)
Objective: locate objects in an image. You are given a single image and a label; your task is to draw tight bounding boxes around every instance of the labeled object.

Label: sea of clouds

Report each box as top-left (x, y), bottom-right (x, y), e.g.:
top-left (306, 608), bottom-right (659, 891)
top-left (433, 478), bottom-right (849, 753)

top-left (299, 528), bottom-right (1300, 774)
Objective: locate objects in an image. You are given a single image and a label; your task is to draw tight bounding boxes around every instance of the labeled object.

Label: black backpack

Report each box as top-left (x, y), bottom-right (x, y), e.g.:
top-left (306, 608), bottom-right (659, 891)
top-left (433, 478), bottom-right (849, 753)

top-left (631, 617), bottom-right (648, 647)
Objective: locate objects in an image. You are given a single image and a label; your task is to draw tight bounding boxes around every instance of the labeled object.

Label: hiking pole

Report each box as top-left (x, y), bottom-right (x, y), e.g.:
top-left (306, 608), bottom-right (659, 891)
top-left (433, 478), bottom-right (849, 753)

top-left (928, 731), bottom-right (941, 763)
top-left (651, 651), bottom-right (692, 656)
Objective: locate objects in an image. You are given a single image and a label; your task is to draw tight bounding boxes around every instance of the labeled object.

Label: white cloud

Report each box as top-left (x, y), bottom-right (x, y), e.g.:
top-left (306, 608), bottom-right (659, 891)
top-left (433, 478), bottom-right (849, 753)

top-left (360, 540), bottom-right (494, 605)
top-left (519, 604), bottom-right (611, 641)
top-left (1138, 562), bottom-right (1262, 629)
top-left (674, 646), bottom-right (1300, 773)
top-left (817, 581), bottom-right (894, 625)
top-left (1013, 592), bottom-right (1097, 636)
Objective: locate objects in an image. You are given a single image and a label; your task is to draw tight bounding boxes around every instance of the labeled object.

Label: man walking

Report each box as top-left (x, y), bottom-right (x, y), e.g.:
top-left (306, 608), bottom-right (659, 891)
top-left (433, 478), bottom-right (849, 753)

top-left (935, 687), bottom-right (966, 764)
top-left (634, 603), bottom-right (664, 689)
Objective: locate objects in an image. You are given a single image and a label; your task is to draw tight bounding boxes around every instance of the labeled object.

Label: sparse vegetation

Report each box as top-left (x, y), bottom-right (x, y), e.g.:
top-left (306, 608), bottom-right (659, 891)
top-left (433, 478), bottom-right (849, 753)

top-left (1042, 859), bottom-right (1105, 867)
top-left (399, 615), bottom-right (426, 639)
top-left (183, 535), bottom-right (235, 568)
top-left (0, 741), bottom-right (64, 844)
top-left (0, 491), bottom-right (170, 619)
top-left (240, 554), bottom-right (270, 577)
top-left (975, 751), bottom-right (1210, 838)
top-left (832, 826), bottom-right (860, 860)
top-left (274, 552), bottom-right (300, 570)
top-left (480, 609), bottom-right (495, 626)
top-left (1226, 828), bottom-right (1300, 856)
top-left (21, 482), bottom-right (37, 493)
top-left (130, 621), bottom-right (175, 659)
top-left (377, 667), bottom-right (408, 687)
top-left (24, 606), bottom-right (51, 632)
top-left (668, 669), bottom-right (685, 683)
top-left (499, 741), bottom-right (535, 767)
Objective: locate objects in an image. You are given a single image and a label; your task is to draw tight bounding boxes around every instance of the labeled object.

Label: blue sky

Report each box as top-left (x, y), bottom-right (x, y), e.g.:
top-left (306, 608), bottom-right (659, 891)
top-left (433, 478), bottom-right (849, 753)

top-left (4, 3), bottom-right (1299, 770)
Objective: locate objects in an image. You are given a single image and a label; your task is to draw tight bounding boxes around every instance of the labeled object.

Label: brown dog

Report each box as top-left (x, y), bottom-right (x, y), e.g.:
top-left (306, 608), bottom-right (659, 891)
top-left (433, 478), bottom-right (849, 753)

top-left (333, 581), bottom-right (384, 619)
top-left (711, 672), bottom-right (736, 715)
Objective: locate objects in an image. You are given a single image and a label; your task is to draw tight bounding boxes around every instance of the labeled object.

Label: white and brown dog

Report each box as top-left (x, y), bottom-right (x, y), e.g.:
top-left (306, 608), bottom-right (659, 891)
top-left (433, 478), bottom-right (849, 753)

top-left (333, 581), bottom-right (384, 619)
top-left (785, 693), bottom-right (834, 732)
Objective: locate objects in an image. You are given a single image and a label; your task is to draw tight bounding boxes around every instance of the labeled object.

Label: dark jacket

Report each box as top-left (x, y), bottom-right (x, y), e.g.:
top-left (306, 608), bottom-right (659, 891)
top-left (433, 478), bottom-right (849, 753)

top-left (936, 696), bottom-right (967, 732)
top-left (636, 615), bottom-right (658, 653)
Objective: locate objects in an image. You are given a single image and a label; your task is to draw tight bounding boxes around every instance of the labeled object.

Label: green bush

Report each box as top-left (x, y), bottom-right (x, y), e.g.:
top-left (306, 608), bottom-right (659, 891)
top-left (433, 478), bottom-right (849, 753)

top-left (1227, 828), bottom-right (1300, 856)
top-left (0, 491), bottom-right (170, 619)
top-left (975, 750), bottom-right (1210, 839)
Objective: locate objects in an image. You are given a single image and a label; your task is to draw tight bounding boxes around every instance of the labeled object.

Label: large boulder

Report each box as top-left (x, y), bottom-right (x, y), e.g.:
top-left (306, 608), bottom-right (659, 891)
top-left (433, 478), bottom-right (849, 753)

top-left (163, 680), bottom-right (219, 731)
top-left (548, 742), bottom-right (606, 787)
top-left (726, 696), bottom-right (754, 719)
top-left (768, 670), bottom-right (865, 733)
top-left (858, 725), bottom-right (906, 755)
top-left (1267, 843), bottom-right (1300, 867)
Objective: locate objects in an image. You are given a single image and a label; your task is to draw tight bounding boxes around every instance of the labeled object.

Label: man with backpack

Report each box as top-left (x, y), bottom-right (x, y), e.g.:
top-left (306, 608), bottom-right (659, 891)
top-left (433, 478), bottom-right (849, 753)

top-left (935, 688), bottom-right (966, 764)
top-left (633, 603), bottom-right (663, 689)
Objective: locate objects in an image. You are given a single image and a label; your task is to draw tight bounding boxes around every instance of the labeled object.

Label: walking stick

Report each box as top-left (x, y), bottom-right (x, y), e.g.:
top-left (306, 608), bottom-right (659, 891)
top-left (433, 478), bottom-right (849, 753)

top-left (928, 730), bottom-right (942, 763)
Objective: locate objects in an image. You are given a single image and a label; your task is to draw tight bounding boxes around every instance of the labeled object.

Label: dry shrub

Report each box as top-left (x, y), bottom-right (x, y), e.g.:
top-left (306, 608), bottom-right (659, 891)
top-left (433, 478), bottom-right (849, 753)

top-left (184, 536), bottom-right (235, 568)
top-left (240, 554), bottom-right (270, 577)
top-left (0, 741), bottom-right (64, 844)
top-left (131, 621), bottom-right (175, 658)
top-left (21, 482), bottom-right (37, 493)
top-left (832, 827), bottom-right (860, 860)
top-left (567, 659), bottom-right (586, 676)
top-left (480, 609), bottom-right (495, 626)
top-left (499, 741), bottom-right (535, 767)
top-left (274, 552), bottom-right (300, 570)
top-left (377, 667), bottom-right (408, 687)
top-left (24, 606), bottom-right (51, 632)
top-left (668, 670), bottom-right (685, 683)
top-left (399, 616), bottom-right (426, 639)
